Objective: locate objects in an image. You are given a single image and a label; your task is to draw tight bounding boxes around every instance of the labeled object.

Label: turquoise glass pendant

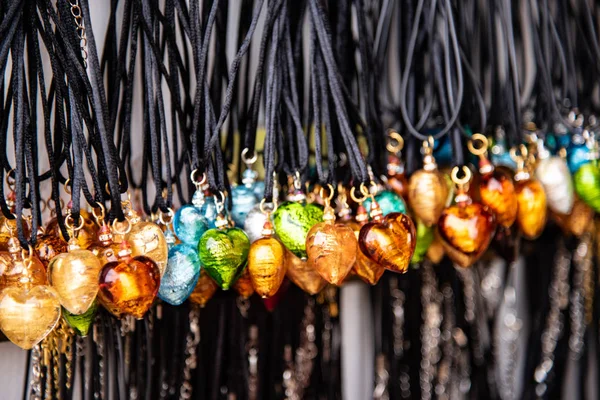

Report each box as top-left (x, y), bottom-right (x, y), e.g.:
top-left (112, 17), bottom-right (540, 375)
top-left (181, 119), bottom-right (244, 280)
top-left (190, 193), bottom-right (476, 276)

top-left (567, 144), bottom-right (590, 174)
top-left (201, 196), bottom-right (219, 228)
top-left (231, 185), bottom-right (259, 227)
top-left (362, 190), bottom-right (406, 216)
top-left (173, 190), bottom-right (209, 246)
top-left (198, 212), bottom-right (251, 290)
top-left (273, 201), bottom-right (323, 259)
top-left (158, 244), bottom-right (201, 305)
top-left (63, 300), bottom-right (98, 336)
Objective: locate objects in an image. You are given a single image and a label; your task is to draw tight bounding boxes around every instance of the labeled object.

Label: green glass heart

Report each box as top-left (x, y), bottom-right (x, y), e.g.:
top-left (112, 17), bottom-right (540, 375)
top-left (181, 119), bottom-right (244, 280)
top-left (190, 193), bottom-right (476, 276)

top-left (198, 227), bottom-right (250, 290)
top-left (363, 190), bottom-right (407, 216)
top-left (273, 202), bottom-right (323, 259)
top-left (574, 163), bottom-right (600, 212)
top-left (63, 300), bottom-right (98, 336)
top-left (411, 220), bottom-right (434, 264)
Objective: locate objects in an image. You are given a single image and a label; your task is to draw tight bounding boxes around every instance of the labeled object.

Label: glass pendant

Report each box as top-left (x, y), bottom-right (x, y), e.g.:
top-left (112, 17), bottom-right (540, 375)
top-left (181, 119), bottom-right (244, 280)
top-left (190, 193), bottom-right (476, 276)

top-left (359, 192), bottom-right (416, 273)
top-left (511, 146), bottom-right (548, 239)
top-left (47, 208), bottom-right (97, 250)
top-left (173, 190), bottom-right (209, 247)
top-left (273, 200), bottom-right (323, 260)
top-left (98, 240), bottom-right (161, 319)
top-left (1, 237), bottom-right (47, 290)
top-left (201, 195), bottom-right (219, 228)
top-left (158, 244), bottom-right (201, 305)
top-left (362, 190), bottom-right (406, 216)
top-left (285, 249), bottom-right (327, 295)
top-left (244, 204), bottom-right (272, 243)
top-left (305, 186), bottom-right (357, 285)
top-left (248, 209), bottom-right (286, 298)
top-left (0, 248), bottom-right (61, 349)
top-left (407, 138), bottom-right (449, 226)
top-left (233, 268), bottom-right (254, 299)
top-left (437, 166), bottom-right (496, 268)
top-left (198, 198), bottom-right (251, 290)
top-left (468, 134), bottom-right (517, 228)
top-left (230, 150), bottom-right (261, 227)
top-left (347, 200), bottom-right (385, 285)
top-left (574, 162), bottom-right (600, 212)
top-left (567, 143), bottom-right (591, 174)
top-left (189, 270), bottom-right (219, 307)
top-left (63, 299), bottom-right (98, 336)
top-left (411, 220), bottom-right (435, 264)
top-left (48, 218), bottom-right (102, 315)
top-left (552, 196), bottom-right (594, 237)
top-left (125, 208), bottom-right (168, 275)
top-left (535, 139), bottom-right (574, 214)
top-left (35, 230), bottom-right (68, 268)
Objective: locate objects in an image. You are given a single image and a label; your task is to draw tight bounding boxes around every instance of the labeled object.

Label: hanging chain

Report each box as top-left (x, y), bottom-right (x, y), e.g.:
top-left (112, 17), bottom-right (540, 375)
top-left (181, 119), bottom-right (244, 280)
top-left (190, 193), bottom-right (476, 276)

top-left (69, 0), bottom-right (89, 68)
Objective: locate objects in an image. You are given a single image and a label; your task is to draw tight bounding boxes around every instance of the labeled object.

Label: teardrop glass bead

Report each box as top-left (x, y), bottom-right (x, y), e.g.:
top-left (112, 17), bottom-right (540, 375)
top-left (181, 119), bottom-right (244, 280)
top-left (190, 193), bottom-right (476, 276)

top-left (407, 170), bottom-right (448, 226)
top-left (515, 179), bottom-right (548, 239)
top-left (158, 244), bottom-right (201, 305)
top-left (248, 237), bottom-right (286, 298)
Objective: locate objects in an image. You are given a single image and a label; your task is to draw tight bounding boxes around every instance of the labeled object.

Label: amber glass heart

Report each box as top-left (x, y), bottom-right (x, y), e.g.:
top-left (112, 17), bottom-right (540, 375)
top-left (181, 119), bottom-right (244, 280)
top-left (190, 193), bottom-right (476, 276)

top-left (479, 170), bottom-right (517, 228)
top-left (248, 237), bottom-right (286, 298)
top-left (189, 270), bottom-right (219, 307)
top-left (35, 233), bottom-right (68, 268)
top-left (0, 285), bottom-right (61, 349)
top-left (359, 213), bottom-right (416, 273)
top-left (285, 249), bottom-right (327, 295)
top-left (407, 170), bottom-right (448, 226)
top-left (437, 203), bottom-right (496, 268)
top-left (233, 268), bottom-right (254, 299)
top-left (48, 249), bottom-right (102, 315)
top-left (515, 179), bottom-right (547, 239)
top-left (306, 222), bottom-right (357, 285)
top-left (0, 256), bottom-right (47, 291)
top-left (46, 211), bottom-right (97, 249)
top-left (346, 221), bottom-right (384, 285)
top-left (126, 221), bottom-right (168, 275)
top-left (98, 256), bottom-right (160, 319)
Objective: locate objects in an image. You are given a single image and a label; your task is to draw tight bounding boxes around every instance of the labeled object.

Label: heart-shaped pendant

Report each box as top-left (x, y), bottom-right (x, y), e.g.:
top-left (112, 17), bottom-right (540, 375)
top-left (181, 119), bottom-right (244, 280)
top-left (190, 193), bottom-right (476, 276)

top-left (63, 300), bottom-right (98, 336)
top-left (233, 268), bottom-right (254, 298)
top-left (478, 168), bottom-right (517, 228)
top-left (173, 204), bottom-right (209, 247)
top-left (48, 247), bottom-right (102, 315)
top-left (189, 270), bottom-right (219, 307)
top-left (198, 227), bottom-right (250, 290)
top-left (0, 285), bottom-right (61, 349)
top-left (359, 212), bottom-right (416, 273)
top-left (437, 166), bottom-right (496, 268)
top-left (273, 201), bottom-right (323, 259)
top-left (285, 249), bottom-right (327, 295)
top-left (536, 156), bottom-right (574, 214)
top-left (437, 203), bottom-right (495, 267)
top-left (346, 219), bottom-right (384, 285)
top-left (306, 222), bottom-right (356, 285)
top-left (126, 220), bottom-right (168, 275)
top-left (574, 162), bottom-right (600, 212)
top-left (248, 236), bottom-right (286, 298)
top-left (158, 244), bottom-right (201, 305)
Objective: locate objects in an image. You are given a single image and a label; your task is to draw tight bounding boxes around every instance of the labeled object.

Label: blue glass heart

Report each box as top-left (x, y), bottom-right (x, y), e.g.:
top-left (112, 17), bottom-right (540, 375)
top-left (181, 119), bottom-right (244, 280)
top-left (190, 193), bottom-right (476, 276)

top-left (201, 196), bottom-right (219, 228)
top-left (173, 205), bottom-right (209, 246)
top-left (363, 191), bottom-right (406, 216)
top-left (231, 186), bottom-right (259, 227)
top-left (567, 144), bottom-right (591, 174)
top-left (158, 244), bottom-right (201, 305)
